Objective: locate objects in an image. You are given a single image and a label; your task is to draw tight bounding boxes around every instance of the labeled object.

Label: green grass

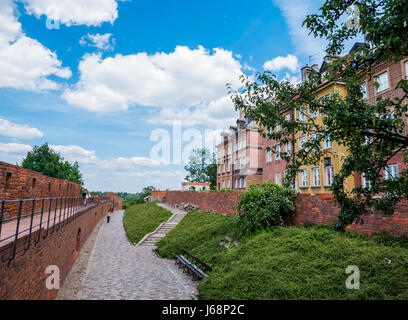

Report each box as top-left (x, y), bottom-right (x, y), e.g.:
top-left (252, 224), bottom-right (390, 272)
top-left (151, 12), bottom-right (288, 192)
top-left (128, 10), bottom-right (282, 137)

top-left (123, 202), bottom-right (172, 245)
top-left (157, 210), bottom-right (408, 300)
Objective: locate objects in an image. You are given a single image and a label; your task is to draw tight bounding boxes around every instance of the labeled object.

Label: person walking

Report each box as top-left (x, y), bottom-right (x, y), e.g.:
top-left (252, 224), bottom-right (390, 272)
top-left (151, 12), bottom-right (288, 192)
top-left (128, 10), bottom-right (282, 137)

top-left (107, 210), bottom-right (112, 223)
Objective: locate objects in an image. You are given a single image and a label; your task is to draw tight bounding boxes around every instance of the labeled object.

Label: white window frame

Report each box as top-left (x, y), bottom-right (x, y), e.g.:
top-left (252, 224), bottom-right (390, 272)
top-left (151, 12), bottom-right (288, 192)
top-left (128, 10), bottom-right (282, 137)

top-left (362, 173), bottom-right (371, 188)
top-left (276, 145), bottom-right (281, 160)
top-left (312, 167), bottom-right (321, 187)
top-left (299, 136), bottom-right (307, 150)
top-left (227, 179), bottom-right (231, 189)
top-left (275, 173), bottom-right (282, 186)
top-left (361, 82), bottom-right (368, 100)
top-left (405, 61), bottom-right (408, 78)
top-left (324, 137), bottom-right (333, 150)
top-left (376, 71), bottom-right (389, 93)
top-left (385, 164), bottom-right (398, 180)
top-left (299, 107), bottom-right (306, 122)
top-left (325, 166), bottom-right (334, 186)
top-left (286, 142), bottom-right (291, 156)
top-left (243, 177), bottom-right (247, 188)
top-left (301, 169), bottom-right (308, 187)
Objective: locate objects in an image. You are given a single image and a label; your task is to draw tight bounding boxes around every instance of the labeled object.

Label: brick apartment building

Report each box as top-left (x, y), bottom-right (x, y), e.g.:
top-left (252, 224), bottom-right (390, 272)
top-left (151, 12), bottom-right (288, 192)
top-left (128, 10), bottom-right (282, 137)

top-left (217, 42), bottom-right (407, 192)
top-left (216, 112), bottom-right (263, 190)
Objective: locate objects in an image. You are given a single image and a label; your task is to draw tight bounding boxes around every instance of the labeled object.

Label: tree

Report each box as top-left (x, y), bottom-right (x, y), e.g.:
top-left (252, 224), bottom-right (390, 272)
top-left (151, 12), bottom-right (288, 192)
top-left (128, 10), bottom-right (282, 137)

top-left (21, 143), bottom-right (84, 186)
top-left (229, 0), bottom-right (408, 231)
top-left (184, 148), bottom-right (217, 189)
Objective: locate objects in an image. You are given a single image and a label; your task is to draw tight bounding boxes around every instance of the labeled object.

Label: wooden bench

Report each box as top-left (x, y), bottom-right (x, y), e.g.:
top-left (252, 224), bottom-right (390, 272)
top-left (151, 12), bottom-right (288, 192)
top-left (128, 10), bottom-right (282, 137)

top-left (175, 249), bottom-right (212, 281)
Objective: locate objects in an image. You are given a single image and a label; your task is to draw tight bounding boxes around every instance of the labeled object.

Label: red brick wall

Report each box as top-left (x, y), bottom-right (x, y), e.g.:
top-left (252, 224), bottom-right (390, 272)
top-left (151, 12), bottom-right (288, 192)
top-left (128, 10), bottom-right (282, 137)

top-left (295, 194), bottom-right (408, 236)
top-left (106, 192), bottom-right (122, 210)
top-left (0, 161), bottom-right (81, 219)
top-left (166, 191), bottom-right (243, 214)
top-left (165, 191), bottom-right (408, 236)
top-left (0, 200), bottom-right (111, 300)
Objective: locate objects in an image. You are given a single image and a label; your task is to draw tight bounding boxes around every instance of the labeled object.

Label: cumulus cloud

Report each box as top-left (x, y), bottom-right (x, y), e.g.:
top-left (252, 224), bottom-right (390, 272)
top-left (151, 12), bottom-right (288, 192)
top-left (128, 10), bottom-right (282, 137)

top-left (263, 54), bottom-right (299, 73)
top-left (148, 95), bottom-right (238, 130)
top-left (79, 33), bottom-right (115, 51)
top-left (62, 46), bottom-right (243, 118)
top-left (0, 0), bottom-right (71, 91)
top-left (0, 142), bottom-right (32, 154)
top-left (21, 0), bottom-right (124, 26)
top-left (0, 119), bottom-right (44, 140)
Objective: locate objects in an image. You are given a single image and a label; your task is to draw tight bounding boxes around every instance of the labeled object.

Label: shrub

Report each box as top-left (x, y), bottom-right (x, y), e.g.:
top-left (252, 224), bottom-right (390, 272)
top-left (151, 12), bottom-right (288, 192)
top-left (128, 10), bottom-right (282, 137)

top-left (236, 181), bottom-right (297, 235)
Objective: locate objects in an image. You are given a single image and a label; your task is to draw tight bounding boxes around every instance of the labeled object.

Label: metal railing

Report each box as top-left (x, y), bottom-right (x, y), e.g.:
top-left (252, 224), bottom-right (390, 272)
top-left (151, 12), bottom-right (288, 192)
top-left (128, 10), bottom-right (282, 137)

top-left (0, 197), bottom-right (92, 262)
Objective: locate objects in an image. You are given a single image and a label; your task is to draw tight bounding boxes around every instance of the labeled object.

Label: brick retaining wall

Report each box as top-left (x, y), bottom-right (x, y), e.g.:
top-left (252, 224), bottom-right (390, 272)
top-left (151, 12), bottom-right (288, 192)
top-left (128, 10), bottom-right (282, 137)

top-left (0, 199), bottom-right (112, 300)
top-left (165, 191), bottom-right (408, 236)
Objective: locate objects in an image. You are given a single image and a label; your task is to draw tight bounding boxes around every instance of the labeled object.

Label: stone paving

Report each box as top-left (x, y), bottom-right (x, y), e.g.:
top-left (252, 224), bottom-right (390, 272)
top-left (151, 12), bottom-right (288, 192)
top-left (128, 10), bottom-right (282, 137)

top-left (80, 204), bottom-right (198, 300)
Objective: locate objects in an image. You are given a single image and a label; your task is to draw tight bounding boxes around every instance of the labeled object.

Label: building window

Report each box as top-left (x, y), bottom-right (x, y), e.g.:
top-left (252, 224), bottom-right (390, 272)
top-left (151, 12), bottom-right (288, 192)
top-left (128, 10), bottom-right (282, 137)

top-left (312, 167), bottom-right (320, 187)
top-left (299, 136), bottom-right (307, 149)
top-left (275, 173), bottom-right (282, 186)
top-left (276, 145), bottom-right (281, 160)
top-left (362, 173), bottom-right (371, 188)
top-left (361, 82), bottom-right (368, 99)
top-left (243, 178), bottom-right (247, 188)
top-left (405, 61), bottom-right (408, 78)
top-left (222, 180), bottom-right (225, 189)
top-left (310, 108), bottom-right (318, 119)
top-left (324, 137), bottom-right (333, 150)
top-left (301, 169), bottom-right (308, 187)
top-left (227, 160), bottom-right (230, 172)
top-left (285, 114), bottom-right (290, 121)
top-left (239, 178), bottom-right (242, 189)
top-left (227, 180), bottom-right (231, 189)
top-left (376, 71), bottom-right (389, 93)
top-left (325, 166), bottom-right (334, 186)
top-left (235, 179), bottom-right (238, 188)
top-left (298, 107), bottom-right (306, 122)
top-left (385, 164), bottom-right (398, 180)
top-left (276, 124), bottom-right (281, 132)
top-left (267, 150), bottom-right (272, 163)
top-left (286, 142), bottom-right (291, 157)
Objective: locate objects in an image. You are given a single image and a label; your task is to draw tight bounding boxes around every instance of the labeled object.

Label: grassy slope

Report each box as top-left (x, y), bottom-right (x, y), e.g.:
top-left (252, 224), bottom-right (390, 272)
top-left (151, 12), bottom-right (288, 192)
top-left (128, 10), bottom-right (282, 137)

top-left (157, 210), bottom-right (408, 300)
top-left (123, 202), bottom-right (172, 245)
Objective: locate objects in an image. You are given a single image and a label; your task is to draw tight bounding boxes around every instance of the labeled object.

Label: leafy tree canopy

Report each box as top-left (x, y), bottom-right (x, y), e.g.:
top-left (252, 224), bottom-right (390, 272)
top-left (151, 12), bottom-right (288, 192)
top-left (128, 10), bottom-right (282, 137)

top-left (229, 0), bottom-right (408, 231)
top-left (184, 148), bottom-right (217, 189)
top-left (21, 143), bottom-right (84, 186)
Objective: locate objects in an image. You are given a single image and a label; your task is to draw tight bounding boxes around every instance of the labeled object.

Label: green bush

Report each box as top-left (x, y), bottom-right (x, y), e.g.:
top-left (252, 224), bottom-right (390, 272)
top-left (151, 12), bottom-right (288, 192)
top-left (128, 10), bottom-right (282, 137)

top-left (236, 182), bottom-right (297, 235)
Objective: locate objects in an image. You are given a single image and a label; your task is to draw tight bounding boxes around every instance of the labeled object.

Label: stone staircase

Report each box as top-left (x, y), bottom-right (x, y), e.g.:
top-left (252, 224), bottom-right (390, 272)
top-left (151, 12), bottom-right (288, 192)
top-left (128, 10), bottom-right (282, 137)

top-left (139, 222), bottom-right (178, 246)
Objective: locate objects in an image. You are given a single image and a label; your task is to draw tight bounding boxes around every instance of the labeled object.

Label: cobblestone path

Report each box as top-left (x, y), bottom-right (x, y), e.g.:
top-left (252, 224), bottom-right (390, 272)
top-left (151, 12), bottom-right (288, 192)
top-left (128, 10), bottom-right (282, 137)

top-left (79, 205), bottom-right (197, 300)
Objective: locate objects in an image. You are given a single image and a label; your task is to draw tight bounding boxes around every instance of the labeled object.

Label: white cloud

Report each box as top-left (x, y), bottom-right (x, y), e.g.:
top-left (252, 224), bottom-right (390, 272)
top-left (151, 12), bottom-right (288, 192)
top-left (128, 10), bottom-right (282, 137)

top-left (0, 0), bottom-right (71, 91)
top-left (79, 33), bottom-right (115, 51)
top-left (148, 95), bottom-right (238, 130)
top-left (21, 0), bottom-right (124, 26)
top-left (272, 0), bottom-right (327, 63)
top-left (0, 142), bottom-right (31, 154)
top-left (0, 119), bottom-right (44, 140)
top-left (282, 72), bottom-right (301, 85)
top-left (263, 54), bottom-right (299, 72)
top-left (62, 46), bottom-right (243, 119)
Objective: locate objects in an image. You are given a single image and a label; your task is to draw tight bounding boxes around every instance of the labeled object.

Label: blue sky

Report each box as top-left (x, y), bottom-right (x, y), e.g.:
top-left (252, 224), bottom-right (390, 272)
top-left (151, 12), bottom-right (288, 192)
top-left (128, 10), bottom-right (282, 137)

top-left (0, 0), bottom-right (331, 192)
